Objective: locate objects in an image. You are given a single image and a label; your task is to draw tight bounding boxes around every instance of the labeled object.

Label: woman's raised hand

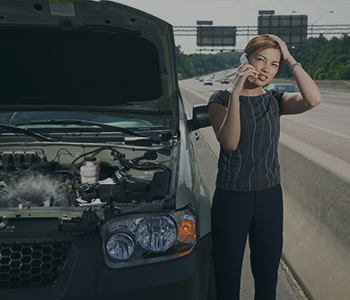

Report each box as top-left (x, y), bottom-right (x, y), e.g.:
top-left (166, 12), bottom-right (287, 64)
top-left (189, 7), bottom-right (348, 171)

top-left (266, 34), bottom-right (292, 62)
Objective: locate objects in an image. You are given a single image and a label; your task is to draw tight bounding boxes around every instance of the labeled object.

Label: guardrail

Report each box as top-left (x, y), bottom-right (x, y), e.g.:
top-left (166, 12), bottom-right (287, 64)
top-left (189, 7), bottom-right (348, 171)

top-left (180, 84), bottom-right (350, 300)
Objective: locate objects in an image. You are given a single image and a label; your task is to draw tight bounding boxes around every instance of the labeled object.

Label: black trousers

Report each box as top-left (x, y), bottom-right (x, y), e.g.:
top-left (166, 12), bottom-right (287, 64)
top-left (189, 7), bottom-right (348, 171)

top-left (211, 184), bottom-right (283, 300)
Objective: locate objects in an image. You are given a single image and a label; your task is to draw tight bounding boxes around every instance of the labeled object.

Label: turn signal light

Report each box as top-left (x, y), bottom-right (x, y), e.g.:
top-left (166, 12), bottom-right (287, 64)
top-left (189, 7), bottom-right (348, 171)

top-left (177, 217), bottom-right (196, 243)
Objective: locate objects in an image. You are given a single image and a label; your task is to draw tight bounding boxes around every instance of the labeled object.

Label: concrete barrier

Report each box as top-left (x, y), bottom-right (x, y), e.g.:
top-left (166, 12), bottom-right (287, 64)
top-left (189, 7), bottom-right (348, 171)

top-left (180, 84), bottom-right (350, 300)
top-left (279, 133), bottom-right (350, 300)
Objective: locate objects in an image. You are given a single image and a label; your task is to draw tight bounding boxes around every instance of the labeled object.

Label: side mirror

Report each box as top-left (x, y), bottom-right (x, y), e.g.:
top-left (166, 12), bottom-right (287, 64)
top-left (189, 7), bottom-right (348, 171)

top-left (187, 104), bottom-right (211, 132)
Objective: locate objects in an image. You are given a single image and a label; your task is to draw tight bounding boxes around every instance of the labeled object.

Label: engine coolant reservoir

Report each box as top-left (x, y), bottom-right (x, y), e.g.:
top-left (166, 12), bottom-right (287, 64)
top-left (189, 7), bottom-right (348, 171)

top-left (80, 157), bottom-right (100, 184)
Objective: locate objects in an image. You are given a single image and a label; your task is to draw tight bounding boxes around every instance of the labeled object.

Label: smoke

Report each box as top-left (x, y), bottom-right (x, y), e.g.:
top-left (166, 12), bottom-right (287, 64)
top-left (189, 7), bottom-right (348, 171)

top-left (0, 171), bottom-right (72, 208)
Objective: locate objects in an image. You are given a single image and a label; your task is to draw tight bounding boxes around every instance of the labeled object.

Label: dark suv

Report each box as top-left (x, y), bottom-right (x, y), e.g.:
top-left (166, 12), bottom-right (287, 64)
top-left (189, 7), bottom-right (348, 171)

top-left (0, 1), bottom-right (214, 299)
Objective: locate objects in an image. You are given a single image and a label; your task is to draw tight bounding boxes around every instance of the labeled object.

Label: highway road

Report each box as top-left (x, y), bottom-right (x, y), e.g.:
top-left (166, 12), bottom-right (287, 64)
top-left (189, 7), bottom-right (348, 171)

top-left (284, 90), bottom-right (350, 139)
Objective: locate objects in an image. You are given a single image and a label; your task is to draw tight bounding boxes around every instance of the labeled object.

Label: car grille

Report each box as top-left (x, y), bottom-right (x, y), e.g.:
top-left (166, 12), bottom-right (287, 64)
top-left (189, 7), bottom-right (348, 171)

top-left (0, 240), bottom-right (71, 288)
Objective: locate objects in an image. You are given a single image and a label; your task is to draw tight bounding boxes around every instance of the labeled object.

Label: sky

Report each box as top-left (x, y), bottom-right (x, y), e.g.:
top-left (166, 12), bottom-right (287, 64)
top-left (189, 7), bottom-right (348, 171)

top-left (115, 0), bottom-right (350, 54)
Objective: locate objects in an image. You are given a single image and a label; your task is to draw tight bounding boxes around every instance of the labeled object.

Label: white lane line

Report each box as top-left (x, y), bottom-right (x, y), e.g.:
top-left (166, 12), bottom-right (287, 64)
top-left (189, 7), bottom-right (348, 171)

top-left (284, 116), bottom-right (350, 140)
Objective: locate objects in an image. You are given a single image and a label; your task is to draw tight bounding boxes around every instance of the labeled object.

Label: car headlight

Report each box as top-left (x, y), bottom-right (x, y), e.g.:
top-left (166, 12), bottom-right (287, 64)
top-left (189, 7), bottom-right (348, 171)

top-left (101, 207), bottom-right (198, 268)
top-left (137, 216), bottom-right (177, 252)
top-left (106, 231), bottom-right (135, 260)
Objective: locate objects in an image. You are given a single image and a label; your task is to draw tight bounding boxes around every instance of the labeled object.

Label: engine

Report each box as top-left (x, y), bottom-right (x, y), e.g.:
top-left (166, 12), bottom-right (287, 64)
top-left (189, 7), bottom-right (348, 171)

top-left (0, 148), bottom-right (171, 208)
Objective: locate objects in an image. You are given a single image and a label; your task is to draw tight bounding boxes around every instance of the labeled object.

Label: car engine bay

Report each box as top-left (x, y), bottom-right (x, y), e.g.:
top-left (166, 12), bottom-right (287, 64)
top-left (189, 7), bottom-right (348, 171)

top-left (0, 146), bottom-right (172, 209)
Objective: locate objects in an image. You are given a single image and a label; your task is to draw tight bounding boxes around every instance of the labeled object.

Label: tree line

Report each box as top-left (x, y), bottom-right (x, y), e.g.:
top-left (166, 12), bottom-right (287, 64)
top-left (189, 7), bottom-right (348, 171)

top-left (176, 34), bottom-right (350, 80)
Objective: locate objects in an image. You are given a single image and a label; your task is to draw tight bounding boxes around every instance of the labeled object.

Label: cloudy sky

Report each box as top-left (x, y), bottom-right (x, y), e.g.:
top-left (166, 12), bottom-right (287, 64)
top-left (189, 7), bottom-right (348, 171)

top-left (115, 0), bottom-right (350, 53)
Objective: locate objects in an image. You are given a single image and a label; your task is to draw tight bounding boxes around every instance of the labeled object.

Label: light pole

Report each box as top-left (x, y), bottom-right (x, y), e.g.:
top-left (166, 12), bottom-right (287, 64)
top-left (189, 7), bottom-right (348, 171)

top-left (308, 11), bottom-right (333, 77)
top-left (292, 10), bottom-right (333, 76)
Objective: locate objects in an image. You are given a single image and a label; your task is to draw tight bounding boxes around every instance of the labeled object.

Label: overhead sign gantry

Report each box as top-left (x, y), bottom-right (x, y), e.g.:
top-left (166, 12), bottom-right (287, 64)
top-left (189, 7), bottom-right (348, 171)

top-left (257, 10), bottom-right (308, 47)
top-left (196, 20), bottom-right (236, 49)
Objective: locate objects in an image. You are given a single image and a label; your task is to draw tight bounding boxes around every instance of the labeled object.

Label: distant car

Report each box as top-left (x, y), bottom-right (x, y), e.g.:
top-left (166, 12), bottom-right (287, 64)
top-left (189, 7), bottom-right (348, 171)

top-left (264, 83), bottom-right (299, 92)
top-left (199, 78), bottom-right (203, 82)
top-left (204, 78), bottom-right (213, 85)
top-left (221, 78), bottom-right (230, 84)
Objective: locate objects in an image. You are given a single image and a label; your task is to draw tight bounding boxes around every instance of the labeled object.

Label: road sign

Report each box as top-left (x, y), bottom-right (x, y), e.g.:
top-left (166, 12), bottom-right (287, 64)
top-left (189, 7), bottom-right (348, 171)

top-left (196, 26), bottom-right (236, 47)
top-left (258, 15), bottom-right (308, 46)
top-left (258, 10), bottom-right (275, 15)
top-left (197, 21), bottom-right (213, 26)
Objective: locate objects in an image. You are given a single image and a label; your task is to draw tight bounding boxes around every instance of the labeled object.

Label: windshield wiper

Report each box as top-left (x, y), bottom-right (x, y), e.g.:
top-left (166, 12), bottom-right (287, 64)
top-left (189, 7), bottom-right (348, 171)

top-left (15, 119), bottom-right (160, 143)
top-left (0, 123), bottom-right (58, 142)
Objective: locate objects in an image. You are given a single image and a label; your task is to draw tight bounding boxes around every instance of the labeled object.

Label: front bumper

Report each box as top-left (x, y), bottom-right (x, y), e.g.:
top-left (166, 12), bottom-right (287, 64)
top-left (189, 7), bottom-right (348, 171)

top-left (2, 233), bottom-right (211, 300)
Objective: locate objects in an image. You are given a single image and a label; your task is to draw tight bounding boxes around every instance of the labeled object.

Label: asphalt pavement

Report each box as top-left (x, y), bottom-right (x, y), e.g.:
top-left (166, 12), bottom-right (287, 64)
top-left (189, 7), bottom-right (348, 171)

top-left (195, 133), bottom-right (308, 300)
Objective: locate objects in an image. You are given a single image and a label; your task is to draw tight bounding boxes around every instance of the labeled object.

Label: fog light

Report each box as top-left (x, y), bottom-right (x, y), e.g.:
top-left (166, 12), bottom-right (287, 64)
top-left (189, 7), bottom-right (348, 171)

top-left (106, 232), bottom-right (135, 260)
top-left (137, 216), bottom-right (176, 252)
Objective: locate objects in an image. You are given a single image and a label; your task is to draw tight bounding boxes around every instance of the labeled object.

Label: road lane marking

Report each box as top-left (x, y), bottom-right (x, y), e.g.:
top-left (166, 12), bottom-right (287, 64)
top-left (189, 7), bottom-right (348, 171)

top-left (284, 116), bottom-right (350, 140)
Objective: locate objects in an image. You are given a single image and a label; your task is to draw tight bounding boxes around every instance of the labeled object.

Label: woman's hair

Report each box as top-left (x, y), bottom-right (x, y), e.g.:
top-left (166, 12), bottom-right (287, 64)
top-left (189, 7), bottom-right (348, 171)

top-left (243, 35), bottom-right (281, 61)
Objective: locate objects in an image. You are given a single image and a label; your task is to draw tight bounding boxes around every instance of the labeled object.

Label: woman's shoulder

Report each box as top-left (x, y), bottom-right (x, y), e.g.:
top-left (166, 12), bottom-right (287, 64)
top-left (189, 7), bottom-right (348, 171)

top-left (264, 89), bottom-right (285, 101)
top-left (263, 89), bottom-right (285, 112)
top-left (208, 90), bottom-right (230, 107)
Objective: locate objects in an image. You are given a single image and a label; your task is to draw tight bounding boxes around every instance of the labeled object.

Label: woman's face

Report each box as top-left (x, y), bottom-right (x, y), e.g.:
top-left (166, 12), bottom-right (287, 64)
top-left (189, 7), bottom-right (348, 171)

top-left (249, 48), bottom-right (281, 86)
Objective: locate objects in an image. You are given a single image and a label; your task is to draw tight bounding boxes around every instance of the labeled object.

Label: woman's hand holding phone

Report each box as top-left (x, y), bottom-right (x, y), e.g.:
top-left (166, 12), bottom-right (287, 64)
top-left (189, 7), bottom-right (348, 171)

top-left (237, 53), bottom-right (258, 84)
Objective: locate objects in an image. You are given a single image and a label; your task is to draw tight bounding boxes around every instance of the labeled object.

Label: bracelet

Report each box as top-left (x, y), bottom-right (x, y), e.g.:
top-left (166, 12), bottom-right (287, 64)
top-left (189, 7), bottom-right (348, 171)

top-left (290, 62), bottom-right (302, 71)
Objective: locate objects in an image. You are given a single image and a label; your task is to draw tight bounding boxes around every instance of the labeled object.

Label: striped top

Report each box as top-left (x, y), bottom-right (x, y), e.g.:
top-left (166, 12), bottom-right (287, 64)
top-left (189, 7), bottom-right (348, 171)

top-left (208, 89), bottom-right (284, 191)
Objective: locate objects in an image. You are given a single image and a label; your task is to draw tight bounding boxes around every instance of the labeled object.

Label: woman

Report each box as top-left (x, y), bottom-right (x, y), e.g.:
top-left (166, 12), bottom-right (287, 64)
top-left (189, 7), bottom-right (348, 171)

top-left (208, 34), bottom-right (321, 300)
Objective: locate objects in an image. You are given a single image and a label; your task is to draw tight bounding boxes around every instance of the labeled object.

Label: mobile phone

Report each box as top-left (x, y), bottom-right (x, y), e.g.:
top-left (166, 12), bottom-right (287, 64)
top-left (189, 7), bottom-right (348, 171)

top-left (239, 53), bottom-right (258, 83)
top-left (240, 53), bottom-right (249, 65)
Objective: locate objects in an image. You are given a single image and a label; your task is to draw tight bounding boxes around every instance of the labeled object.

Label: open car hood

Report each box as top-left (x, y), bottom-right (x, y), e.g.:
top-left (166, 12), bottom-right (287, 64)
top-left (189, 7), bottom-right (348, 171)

top-left (0, 0), bottom-right (179, 134)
